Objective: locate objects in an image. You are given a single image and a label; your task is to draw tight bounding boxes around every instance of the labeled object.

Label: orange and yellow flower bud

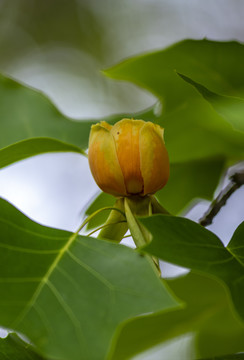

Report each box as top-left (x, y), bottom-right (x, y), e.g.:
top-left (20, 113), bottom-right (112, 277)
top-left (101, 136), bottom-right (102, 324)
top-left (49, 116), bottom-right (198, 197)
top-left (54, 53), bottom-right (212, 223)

top-left (88, 118), bottom-right (169, 197)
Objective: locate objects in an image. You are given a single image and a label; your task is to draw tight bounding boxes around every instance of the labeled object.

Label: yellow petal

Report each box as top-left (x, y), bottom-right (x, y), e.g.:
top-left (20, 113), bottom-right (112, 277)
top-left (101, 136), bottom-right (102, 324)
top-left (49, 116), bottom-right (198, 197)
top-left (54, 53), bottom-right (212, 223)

top-left (88, 123), bottom-right (127, 196)
top-left (111, 119), bottom-right (144, 195)
top-left (139, 122), bottom-right (169, 195)
top-left (99, 121), bottom-right (112, 131)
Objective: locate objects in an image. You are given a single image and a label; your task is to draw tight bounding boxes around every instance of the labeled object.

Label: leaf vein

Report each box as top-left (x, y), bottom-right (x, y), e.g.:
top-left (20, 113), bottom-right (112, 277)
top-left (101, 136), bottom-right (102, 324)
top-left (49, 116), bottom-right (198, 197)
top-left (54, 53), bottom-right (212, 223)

top-left (56, 265), bottom-right (83, 294)
top-left (0, 242), bottom-right (60, 254)
top-left (161, 239), bottom-right (225, 250)
top-left (11, 229), bottom-right (80, 328)
top-left (67, 249), bottom-right (115, 290)
top-left (46, 279), bottom-right (85, 349)
top-left (32, 302), bottom-right (53, 337)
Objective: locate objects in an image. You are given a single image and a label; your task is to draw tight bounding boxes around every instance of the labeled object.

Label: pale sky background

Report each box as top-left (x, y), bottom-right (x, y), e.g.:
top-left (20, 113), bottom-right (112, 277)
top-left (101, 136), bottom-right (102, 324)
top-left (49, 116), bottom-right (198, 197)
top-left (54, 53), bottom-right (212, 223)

top-left (0, 0), bottom-right (244, 357)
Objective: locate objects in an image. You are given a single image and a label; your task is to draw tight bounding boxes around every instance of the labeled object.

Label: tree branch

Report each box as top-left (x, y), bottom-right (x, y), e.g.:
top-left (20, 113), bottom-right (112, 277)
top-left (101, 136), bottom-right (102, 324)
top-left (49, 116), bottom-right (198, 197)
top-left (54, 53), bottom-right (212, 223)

top-left (199, 170), bottom-right (244, 227)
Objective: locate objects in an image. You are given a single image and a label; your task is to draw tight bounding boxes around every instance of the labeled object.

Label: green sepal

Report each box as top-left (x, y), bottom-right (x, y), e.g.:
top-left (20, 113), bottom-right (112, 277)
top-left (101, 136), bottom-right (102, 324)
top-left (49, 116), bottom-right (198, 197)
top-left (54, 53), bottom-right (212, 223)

top-left (150, 195), bottom-right (170, 215)
top-left (98, 198), bottom-right (128, 242)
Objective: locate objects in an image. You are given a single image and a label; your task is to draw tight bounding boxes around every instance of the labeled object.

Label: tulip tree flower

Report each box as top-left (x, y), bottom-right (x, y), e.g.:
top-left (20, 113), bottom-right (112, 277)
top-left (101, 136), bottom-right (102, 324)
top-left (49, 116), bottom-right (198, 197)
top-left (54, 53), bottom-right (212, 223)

top-left (87, 119), bottom-right (170, 273)
top-left (88, 118), bottom-right (169, 197)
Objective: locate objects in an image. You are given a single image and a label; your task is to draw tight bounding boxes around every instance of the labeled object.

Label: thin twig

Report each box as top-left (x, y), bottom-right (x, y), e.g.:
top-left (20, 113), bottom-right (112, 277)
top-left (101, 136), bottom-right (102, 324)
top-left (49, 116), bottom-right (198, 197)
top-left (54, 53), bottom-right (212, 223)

top-left (199, 170), bottom-right (244, 227)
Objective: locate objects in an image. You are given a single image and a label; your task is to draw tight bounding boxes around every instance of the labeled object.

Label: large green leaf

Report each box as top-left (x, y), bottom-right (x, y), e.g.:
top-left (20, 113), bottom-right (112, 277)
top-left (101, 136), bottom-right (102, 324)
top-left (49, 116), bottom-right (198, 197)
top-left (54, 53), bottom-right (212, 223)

top-left (0, 74), bottom-right (91, 160)
top-left (105, 39), bottom-right (244, 164)
top-left (0, 333), bottom-right (45, 360)
top-left (177, 72), bottom-right (244, 133)
top-left (141, 215), bottom-right (244, 322)
top-left (0, 138), bottom-right (85, 169)
top-left (0, 198), bottom-right (177, 360)
top-left (195, 308), bottom-right (244, 358)
top-left (110, 271), bottom-right (244, 360)
top-left (0, 73), bottom-right (156, 168)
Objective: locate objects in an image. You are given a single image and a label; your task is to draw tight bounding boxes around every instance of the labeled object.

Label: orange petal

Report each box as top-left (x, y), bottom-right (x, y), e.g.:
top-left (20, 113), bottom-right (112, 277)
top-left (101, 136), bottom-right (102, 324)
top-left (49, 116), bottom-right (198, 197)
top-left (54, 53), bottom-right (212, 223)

top-left (88, 123), bottom-right (127, 196)
top-left (139, 122), bottom-right (169, 195)
top-left (111, 119), bottom-right (144, 195)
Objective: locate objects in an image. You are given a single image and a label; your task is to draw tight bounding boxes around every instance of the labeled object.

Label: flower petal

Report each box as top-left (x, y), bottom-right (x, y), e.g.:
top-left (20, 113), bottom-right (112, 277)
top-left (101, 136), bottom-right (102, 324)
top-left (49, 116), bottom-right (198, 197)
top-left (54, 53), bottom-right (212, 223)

top-left (140, 122), bottom-right (169, 195)
top-left (88, 123), bottom-right (127, 196)
top-left (111, 119), bottom-right (144, 195)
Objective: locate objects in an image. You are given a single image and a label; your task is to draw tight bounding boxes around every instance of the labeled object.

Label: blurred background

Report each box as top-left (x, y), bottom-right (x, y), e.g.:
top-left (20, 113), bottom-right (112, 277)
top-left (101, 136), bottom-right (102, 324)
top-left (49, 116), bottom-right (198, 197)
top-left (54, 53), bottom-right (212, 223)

top-left (0, 0), bottom-right (244, 357)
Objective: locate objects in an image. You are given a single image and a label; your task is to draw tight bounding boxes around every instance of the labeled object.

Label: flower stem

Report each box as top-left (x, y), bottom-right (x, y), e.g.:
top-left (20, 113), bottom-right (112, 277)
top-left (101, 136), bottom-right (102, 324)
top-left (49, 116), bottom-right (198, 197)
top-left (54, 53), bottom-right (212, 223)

top-left (124, 196), bottom-right (161, 276)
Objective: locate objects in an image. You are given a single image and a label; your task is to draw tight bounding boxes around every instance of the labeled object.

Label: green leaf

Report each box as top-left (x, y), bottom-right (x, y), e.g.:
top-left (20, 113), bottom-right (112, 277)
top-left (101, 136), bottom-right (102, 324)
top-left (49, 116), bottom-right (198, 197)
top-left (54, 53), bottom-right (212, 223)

top-left (227, 222), bottom-right (244, 261)
top-left (0, 74), bottom-right (92, 159)
top-left (0, 198), bottom-right (177, 360)
top-left (105, 39), bottom-right (244, 164)
top-left (141, 215), bottom-right (244, 322)
top-left (0, 333), bottom-right (45, 360)
top-left (193, 223), bottom-right (244, 358)
top-left (0, 138), bottom-right (85, 169)
top-left (110, 272), bottom-right (244, 360)
top-left (177, 72), bottom-right (244, 133)
top-left (0, 73), bottom-right (157, 168)
top-left (196, 308), bottom-right (244, 358)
